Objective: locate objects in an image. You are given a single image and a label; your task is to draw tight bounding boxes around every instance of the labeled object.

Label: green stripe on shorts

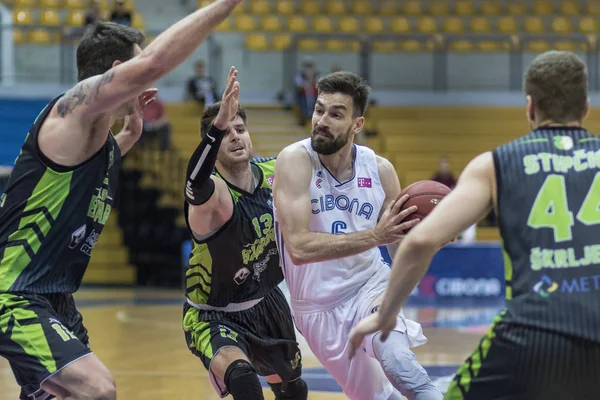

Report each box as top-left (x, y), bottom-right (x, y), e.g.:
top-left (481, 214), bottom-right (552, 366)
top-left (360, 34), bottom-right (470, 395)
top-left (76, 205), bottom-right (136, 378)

top-left (445, 310), bottom-right (507, 400)
top-left (183, 307), bottom-right (213, 359)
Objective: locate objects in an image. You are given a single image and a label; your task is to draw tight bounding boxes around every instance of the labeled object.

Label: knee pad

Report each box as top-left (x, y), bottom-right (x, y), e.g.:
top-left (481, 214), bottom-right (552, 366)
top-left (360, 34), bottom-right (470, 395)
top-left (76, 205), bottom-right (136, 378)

top-left (224, 360), bottom-right (264, 400)
top-left (268, 378), bottom-right (308, 400)
top-left (380, 345), bottom-right (435, 397)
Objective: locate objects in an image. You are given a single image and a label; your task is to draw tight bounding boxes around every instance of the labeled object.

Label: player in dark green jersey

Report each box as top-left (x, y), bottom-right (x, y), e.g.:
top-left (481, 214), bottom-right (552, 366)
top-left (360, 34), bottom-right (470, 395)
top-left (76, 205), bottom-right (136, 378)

top-left (182, 68), bottom-right (307, 400)
top-left (0, 2), bottom-right (242, 399)
top-left (349, 50), bottom-right (600, 399)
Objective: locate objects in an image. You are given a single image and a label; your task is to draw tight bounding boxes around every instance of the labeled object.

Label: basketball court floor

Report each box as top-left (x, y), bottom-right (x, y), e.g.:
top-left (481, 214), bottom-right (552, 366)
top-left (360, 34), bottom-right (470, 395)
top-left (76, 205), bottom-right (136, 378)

top-left (0, 286), bottom-right (504, 399)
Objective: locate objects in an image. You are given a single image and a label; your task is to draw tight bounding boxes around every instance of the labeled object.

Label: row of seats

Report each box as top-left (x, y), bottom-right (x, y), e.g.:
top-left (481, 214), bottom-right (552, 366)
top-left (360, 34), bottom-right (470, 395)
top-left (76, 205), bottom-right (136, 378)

top-left (217, 15), bottom-right (600, 35)
top-left (245, 33), bottom-right (588, 53)
top-left (12, 8), bottom-right (145, 29)
top-left (4, 0), bottom-right (133, 10)
top-left (199, 0), bottom-right (600, 16)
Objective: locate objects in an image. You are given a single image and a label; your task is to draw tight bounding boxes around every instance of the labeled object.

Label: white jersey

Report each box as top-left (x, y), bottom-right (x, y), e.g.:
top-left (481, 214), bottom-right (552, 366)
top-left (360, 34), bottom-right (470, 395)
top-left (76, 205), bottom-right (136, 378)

top-left (274, 139), bottom-right (387, 308)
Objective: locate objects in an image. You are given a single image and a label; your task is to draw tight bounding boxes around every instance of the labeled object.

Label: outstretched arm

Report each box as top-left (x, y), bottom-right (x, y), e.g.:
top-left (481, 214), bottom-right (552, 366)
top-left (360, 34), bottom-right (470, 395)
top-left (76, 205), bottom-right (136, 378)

top-left (273, 146), bottom-right (416, 265)
top-left (56, 0), bottom-right (241, 121)
top-left (348, 152), bottom-right (496, 356)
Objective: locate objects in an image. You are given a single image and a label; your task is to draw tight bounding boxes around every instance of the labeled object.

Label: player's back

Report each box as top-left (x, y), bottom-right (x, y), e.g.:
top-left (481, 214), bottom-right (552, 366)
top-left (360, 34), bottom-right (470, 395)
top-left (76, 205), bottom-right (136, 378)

top-left (184, 158), bottom-right (283, 308)
top-left (0, 95), bottom-right (120, 294)
top-left (494, 126), bottom-right (600, 341)
top-left (274, 139), bottom-right (386, 308)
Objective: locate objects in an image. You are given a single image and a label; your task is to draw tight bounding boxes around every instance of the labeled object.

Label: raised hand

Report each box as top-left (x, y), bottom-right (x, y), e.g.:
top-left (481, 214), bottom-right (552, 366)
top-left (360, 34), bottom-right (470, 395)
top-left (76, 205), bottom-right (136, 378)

top-left (213, 66), bottom-right (240, 130)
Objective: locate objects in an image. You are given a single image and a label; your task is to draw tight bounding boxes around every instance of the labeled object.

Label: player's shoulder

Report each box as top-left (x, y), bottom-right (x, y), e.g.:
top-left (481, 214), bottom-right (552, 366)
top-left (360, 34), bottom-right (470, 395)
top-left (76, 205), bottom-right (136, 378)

top-left (277, 141), bottom-right (311, 164)
top-left (374, 153), bottom-right (395, 174)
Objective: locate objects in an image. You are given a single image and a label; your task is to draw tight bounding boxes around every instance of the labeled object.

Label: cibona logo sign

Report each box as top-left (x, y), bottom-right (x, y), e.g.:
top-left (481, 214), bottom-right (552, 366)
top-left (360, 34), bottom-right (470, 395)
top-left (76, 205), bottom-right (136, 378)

top-left (414, 277), bottom-right (502, 297)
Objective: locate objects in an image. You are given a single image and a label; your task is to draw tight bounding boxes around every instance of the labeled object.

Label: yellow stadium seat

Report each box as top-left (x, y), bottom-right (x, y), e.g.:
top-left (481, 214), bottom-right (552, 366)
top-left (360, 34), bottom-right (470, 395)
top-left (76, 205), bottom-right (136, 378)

top-left (404, 1), bottom-right (422, 16)
top-left (40, 0), bottom-right (61, 7)
top-left (525, 16), bottom-right (545, 33)
top-left (579, 16), bottom-right (598, 34)
top-left (40, 9), bottom-right (61, 26)
top-left (276, 0), bottom-right (295, 15)
top-left (391, 16), bottom-right (411, 33)
top-left (443, 17), bottom-right (465, 34)
top-left (13, 29), bottom-right (27, 44)
top-left (65, 0), bottom-right (84, 8)
top-left (533, 1), bottom-right (553, 15)
top-left (261, 16), bottom-right (281, 32)
top-left (507, 2), bottom-right (526, 15)
top-left (300, 0), bottom-right (320, 15)
top-left (560, 1), bottom-right (580, 15)
top-left (417, 17), bottom-right (437, 34)
top-left (245, 33), bottom-right (268, 51)
top-left (325, 39), bottom-right (348, 52)
top-left (455, 0), bottom-right (474, 15)
top-left (288, 16), bottom-right (307, 32)
top-left (552, 17), bottom-right (572, 34)
top-left (480, 0), bottom-right (500, 15)
top-left (353, 1), bottom-right (372, 15)
top-left (132, 14), bottom-right (145, 31)
top-left (526, 40), bottom-right (551, 52)
top-left (235, 15), bottom-right (255, 32)
top-left (373, 40), bottom-right (396, 53)
top-left (198, 0), bottom-right (210, 8)
top-left (471, 17), bottom-right (491, 33)
top-left (429, 1), bottom-right (449, 16)
top-left (272, 34), bottom-right (291, 50)
top-left (380, 0), bottom-right (397, 15)
top-left (29, 28), bottom-right (54, 44)
top-left (339, 16), bottom-right (359, 33)
top-left (250, 0), bottom-right (270, 14)
top-left (399, 39), bottom-right (430, 52)
top-left (587, 2), bottom-right (600, 15)
top-left (554, 40), bottom-right (584, 52)
top-left (365, 17), bottom-right (385, 34)
top-left (298, 39), bottom-right (320, 52)
top-left (477, 40), bottom-right (508, 52)
top-left (327, 1), bottom-right (346, 15)
top-left (15, 0), bottom-right (36, 7)
top-left (67, 10), bottom-right (85, 26)
top-left (13, 9), bottom-right (34, 25)
top-left (450, 40), bottom-right (474, 52)
top-left (497, 16), bottom-right (518, 34)
top-left (313, 16), bottom-right (333, 33)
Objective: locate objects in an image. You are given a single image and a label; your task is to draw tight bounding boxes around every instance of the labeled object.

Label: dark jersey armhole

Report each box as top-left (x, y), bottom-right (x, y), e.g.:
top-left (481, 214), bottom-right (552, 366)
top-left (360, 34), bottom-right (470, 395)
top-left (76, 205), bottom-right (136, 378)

top-left (183, 190), bottom-right (237, 245)
top-left (492, 149), bottom-right (508, 245)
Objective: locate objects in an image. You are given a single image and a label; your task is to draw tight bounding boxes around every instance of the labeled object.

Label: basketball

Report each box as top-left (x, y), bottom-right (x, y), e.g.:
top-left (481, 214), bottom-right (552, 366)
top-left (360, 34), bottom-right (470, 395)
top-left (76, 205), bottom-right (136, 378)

top-left (398, 180), bottom-right (451, 228)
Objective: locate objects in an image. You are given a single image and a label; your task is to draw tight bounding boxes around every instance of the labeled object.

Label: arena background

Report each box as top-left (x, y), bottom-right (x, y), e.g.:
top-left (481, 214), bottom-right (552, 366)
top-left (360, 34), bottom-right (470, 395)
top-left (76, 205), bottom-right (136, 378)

top-left (1, 0), bottom-right (599, 398)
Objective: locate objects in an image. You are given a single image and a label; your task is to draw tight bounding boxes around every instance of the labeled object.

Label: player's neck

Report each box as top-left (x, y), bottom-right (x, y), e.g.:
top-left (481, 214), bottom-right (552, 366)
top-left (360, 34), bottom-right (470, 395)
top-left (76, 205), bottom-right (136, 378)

top-left (318, 143), bottom-right (355, 183)
top-left (536, 119), bottom-right (582, 129)
top-left (218, 162), bottom-right (256, 193)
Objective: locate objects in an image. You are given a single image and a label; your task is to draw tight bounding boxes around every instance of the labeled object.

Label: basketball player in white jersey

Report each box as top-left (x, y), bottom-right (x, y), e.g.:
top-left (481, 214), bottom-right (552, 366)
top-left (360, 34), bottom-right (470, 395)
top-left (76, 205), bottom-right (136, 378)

top-left (272, 71), bottom-right (442, 400)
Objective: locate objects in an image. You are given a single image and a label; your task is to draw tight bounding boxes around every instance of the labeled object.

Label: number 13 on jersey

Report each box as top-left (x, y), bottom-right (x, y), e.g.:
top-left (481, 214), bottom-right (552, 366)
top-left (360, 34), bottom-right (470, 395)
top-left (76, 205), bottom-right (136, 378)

top-left (527, 172), bottom-right (600, 242)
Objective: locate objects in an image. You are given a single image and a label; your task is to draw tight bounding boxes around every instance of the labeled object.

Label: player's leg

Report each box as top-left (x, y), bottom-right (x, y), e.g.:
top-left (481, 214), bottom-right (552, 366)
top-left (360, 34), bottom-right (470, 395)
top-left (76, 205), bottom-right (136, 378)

top-left (183, 306), bottom-right (264, 400)
top-left (265, 374), bottom-right (308, 400)
top-left (0, 293), bottom-right (113, 400)
top-left (370, 331), bottom-right (442, 400)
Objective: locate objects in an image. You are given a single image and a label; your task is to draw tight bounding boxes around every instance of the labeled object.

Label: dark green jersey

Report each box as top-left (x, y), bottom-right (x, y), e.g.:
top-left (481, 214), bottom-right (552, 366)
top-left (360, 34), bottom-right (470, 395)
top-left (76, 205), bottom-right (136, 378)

top-left (493, 126), bottom-right (600, 341)
top-left (0, 95), bottom-right (121, 294)
top-left (184, 158), bottom-right (284, 307)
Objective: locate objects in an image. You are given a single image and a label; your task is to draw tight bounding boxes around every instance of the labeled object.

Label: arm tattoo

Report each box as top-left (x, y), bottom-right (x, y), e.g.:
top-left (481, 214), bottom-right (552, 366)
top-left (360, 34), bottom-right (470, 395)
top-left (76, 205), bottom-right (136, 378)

top-left (56, 70), bottom-right (116, 118)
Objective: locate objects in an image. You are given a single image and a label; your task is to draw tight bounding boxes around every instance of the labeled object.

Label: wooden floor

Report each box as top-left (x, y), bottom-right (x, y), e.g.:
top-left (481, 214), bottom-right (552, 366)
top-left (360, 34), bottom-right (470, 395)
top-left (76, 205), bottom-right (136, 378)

top-left (0, 288), bottom-right (502, 399)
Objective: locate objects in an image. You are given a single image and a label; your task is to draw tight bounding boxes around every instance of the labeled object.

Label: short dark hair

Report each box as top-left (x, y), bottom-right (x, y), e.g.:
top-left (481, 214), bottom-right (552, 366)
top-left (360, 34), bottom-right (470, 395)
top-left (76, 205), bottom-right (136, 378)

top-left (316, 71), bottom-right (371, 117)
top-left (525, 51), bottom-right (588, 123)
top-left (76, 22), bottom-right (145, 82)
top-left (200, 102), bottom-right (248, 139)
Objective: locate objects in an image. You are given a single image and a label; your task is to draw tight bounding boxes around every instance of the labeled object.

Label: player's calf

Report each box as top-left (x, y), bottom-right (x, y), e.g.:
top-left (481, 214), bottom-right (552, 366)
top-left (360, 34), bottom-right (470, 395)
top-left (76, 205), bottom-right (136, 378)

top-left (224, 359), bottom-right (264, 400)
top-left (372, 331), bottom-right (442, 400)
top-left (268, 377), bottom-right (308, 400)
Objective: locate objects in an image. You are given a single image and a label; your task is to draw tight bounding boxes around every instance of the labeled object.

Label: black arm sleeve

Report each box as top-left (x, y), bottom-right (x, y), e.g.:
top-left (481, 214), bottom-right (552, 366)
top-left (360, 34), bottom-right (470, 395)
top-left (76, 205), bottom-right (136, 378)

top-left (184, 124), bottom-right (227, 206)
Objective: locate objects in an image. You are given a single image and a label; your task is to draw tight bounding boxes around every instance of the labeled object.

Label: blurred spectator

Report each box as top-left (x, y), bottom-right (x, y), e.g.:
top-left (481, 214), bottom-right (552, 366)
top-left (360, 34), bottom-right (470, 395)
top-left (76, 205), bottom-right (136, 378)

top-left (295, 57), bottom-right (320, 126)
top-left (186, 60), bottom-right (218, 107)
top-left (431, 156), bottom-right (457, 189)
top-left (142, 98), bottom-right (172, 151)
top-left (110, 0), bottom-right (132, 26)
top-left (84, 0), bottom-right (103, 26)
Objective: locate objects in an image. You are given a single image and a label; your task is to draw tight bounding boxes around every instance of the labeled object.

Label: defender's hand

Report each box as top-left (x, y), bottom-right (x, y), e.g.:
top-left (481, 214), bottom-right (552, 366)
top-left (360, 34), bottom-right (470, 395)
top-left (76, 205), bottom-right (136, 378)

top-left (348, 313), bottom-right (396, 359)
top-left (214, 66), bottom-right (240, 130)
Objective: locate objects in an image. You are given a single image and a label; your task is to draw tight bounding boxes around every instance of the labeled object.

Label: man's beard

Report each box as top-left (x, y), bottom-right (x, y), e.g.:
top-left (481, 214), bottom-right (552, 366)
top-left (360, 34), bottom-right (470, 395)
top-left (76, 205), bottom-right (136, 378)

top-left (310, 126), bottom-right (351, 155)
top-left (217, 151), bottom-right (251, 173)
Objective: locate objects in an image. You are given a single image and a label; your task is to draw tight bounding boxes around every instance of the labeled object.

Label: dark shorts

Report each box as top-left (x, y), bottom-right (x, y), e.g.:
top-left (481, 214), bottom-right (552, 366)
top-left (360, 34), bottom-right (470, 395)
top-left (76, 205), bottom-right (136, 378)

top-left (0, 292), bottom-right (91, 400)
top-left (183, 286), bottom-right (302, 397)
top-left (445, 312), bottom-right (600, 400)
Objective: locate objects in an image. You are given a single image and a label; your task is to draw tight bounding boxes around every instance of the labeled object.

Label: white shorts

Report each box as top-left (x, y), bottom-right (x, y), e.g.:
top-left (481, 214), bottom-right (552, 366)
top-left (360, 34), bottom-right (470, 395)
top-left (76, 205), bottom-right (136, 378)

top-left (290, 267), bottom-right (427, 400)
